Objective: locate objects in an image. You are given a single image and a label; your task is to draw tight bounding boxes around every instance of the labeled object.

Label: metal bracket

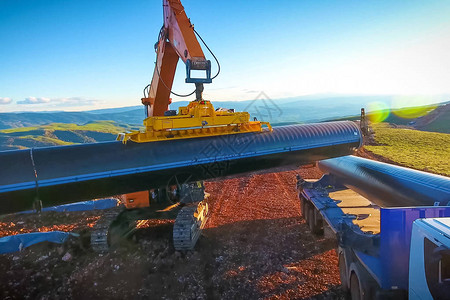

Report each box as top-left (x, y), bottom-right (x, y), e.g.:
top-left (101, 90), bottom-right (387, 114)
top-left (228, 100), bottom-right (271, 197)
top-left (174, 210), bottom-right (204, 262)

top-left (185, 59), bottom-right (212, 83)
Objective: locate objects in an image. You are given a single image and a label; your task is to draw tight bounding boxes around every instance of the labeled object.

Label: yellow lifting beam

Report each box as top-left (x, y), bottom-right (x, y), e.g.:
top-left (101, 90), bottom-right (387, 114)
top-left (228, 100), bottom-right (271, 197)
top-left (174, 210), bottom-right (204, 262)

top-left (117, 100), bottom-right (272, 144)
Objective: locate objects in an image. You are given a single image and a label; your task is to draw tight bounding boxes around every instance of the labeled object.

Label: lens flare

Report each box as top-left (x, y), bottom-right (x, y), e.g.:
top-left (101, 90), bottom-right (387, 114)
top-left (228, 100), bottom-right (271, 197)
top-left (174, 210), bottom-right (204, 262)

top-left (391, 96), bottom-right (437, 119)
top-left (367, 101), bottom-right (390, 123)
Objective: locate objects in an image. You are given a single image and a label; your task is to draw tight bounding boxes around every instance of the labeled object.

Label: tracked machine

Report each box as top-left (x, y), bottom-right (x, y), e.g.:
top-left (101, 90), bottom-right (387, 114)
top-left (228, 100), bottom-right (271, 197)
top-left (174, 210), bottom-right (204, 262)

top-left (0, 0), bottom-right (364, 252)
top-left (93, 0), bottom-right (271, 252)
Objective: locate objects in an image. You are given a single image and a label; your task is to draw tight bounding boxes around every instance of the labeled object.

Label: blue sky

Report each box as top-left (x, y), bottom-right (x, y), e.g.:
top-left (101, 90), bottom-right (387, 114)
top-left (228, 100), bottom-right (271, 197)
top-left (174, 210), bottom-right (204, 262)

top-left (1, 0), bottom-right (450, 112)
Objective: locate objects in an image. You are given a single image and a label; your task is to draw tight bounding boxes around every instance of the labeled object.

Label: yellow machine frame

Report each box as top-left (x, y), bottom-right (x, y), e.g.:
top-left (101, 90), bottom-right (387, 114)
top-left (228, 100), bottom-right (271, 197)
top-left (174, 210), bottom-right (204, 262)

top-left (118, 100), bottom-right (272, 143)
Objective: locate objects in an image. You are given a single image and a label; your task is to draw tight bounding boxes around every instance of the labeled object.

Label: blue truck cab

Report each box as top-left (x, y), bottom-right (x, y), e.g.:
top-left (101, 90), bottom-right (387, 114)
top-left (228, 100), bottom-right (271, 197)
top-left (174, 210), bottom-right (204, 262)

top-left (409, 217), bottom-right (450, 299)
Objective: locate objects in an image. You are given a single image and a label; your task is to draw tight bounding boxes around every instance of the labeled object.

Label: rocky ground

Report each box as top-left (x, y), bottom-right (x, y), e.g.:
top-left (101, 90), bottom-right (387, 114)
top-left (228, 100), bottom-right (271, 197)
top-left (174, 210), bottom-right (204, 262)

top-left (0, 164), bottom-right (348, 300)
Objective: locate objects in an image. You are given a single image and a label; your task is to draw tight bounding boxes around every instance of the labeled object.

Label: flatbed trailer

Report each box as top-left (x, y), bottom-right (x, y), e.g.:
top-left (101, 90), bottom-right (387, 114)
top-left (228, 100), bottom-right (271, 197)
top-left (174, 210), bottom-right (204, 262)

top-left (297, 174), bottom-right (450, 299)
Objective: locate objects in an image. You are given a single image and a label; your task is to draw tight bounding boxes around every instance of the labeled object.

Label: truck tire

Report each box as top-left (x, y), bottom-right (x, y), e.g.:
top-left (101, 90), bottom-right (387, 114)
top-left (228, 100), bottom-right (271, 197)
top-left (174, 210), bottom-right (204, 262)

top-left (350, 273), bottom-right (361, 300)
top-left (339, 252), bottom-right (349, 293)
top-left (350, 270), bottom-right (373, 300)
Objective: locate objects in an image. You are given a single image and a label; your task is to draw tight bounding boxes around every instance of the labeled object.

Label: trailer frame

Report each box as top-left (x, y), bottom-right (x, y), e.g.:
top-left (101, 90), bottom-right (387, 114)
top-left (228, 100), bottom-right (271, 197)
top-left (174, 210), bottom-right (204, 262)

top-left (297, 174), bottom-right (450, 299)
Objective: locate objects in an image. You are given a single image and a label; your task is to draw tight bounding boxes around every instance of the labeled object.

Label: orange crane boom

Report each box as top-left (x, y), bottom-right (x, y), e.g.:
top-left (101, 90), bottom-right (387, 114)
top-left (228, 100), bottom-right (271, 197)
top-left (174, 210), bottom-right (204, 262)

top-left (141, 0), bottom-right (210, 117)
top-left (117, 0), bottom-right (271, 144)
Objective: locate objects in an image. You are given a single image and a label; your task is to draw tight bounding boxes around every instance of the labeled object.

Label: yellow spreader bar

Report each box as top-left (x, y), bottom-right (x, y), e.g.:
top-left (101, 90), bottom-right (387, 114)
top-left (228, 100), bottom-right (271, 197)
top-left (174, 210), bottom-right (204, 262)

top-left (117, 121), bottom-right (272, 144)
top-left (117, 100), bottom-right (273, 144)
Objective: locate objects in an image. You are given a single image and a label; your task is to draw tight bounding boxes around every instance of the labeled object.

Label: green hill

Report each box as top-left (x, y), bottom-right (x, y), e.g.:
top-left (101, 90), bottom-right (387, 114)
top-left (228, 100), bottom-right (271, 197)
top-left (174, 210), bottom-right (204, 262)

top-left (365, 123), bottom-right (450, 176)
top-left (0, 121), bottom-right (137, 151)
top-left (332, 102), bottom-right (449, 134)
top-left (366, 103), bottom-right (450, 133)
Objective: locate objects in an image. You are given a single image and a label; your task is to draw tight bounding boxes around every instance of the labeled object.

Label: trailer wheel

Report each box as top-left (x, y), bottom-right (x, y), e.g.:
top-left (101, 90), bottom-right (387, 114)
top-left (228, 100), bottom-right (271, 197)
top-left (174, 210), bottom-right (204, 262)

top-left (303, 200), bottom-right (310, 223)
top-left (300, 196), bottom-right (307, 218)
top-left (350, 273), bottom-right (361, 300)
top-left (307, 204), bottom-right (323, 235)
top-left (308, 207), bottom-right (314, 230)
top-left (313, 210), bottom-right (324, 235)
top-left (307, 206), bottom-right (316, 233)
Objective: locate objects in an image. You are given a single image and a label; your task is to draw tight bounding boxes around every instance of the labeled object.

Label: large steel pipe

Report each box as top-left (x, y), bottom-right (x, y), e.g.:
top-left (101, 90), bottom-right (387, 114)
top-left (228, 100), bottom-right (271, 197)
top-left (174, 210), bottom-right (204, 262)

top-left (318, 155), bottom-right (450, 207)
top-left (0, 121), bottom-right (362, 214)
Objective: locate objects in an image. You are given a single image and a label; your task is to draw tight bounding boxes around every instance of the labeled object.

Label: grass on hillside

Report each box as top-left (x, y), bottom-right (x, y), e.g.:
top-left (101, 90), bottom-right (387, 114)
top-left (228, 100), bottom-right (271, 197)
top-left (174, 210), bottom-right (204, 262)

top-left (18, 135), bottom-right (74, 146)
top-left (0, 121), bottom-right (129, 134)
top-left (365, 123), bottom-right (450, 176)
top-left (0, 121), bottom-right (135, 151)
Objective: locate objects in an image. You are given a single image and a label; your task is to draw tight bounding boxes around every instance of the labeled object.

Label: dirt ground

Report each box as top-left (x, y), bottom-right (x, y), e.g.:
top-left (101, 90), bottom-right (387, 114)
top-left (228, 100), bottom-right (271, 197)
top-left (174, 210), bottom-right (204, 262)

top-left (0, 164), bottom-right (348, 300)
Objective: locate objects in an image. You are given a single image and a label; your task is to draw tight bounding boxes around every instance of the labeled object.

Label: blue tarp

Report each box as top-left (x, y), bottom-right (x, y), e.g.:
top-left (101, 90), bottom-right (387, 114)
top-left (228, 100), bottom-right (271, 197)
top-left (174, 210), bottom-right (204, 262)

top-left (0, 231), bottom-right (77, 254)
top-left (20, 198), bottom-right (119, 214)
top-left (0, 198), bottom-right (119, 254)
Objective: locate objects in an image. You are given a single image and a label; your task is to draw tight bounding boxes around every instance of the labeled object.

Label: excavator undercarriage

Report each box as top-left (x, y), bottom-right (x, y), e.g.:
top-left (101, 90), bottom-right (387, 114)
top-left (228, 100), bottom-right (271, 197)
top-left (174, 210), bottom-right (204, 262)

top-left (90, 181), bottom-right (209, 252)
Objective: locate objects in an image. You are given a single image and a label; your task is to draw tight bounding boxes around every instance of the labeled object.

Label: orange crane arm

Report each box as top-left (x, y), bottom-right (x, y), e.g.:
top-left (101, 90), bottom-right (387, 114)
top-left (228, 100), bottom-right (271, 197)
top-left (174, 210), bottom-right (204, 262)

top-left (118, 0), bottom-right (270, 144)
top-left (142, 0), bottom-right (211, 117)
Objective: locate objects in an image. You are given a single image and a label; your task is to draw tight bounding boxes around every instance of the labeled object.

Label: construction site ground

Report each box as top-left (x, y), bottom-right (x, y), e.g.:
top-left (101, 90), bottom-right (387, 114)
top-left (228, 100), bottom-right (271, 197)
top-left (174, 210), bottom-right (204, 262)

top-left (0, 151), bottom-right (386, 300)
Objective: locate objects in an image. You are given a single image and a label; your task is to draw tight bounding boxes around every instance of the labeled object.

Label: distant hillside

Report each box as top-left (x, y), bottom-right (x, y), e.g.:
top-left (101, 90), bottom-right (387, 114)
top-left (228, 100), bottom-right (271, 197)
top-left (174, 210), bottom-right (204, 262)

top-left (2, 95), bottom-right (448, 130)
top-left (332, 102), bottom-right (449, 134)
top-left (0, 121), bottom-right (137, 151)
top-left (368, 102), bottom-right (449, 132)
top-left (0, 96), bottom-right (447, 151)
top-left (410, 103), bottom-right (450, 133)
top-left (0, 109), bottom-right (144, 130)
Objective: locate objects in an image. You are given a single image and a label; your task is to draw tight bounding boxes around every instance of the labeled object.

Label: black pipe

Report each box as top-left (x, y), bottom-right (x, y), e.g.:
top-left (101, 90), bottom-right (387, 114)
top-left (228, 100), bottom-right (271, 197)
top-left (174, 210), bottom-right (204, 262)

top-left (318, 155), bottom-right (450, 207)
top-left (0, 121), bottom-right (362, 214)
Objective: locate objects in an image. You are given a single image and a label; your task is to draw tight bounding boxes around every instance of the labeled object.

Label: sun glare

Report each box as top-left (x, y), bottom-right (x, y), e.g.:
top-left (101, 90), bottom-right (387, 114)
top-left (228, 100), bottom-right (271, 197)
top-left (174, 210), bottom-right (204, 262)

top-left (367, 101), bottom-right (390, 123)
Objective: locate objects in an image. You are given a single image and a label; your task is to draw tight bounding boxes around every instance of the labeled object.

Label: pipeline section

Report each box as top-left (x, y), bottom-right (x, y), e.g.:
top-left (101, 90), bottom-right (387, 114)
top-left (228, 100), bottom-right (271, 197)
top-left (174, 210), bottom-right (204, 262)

top-left (318, 155), bottom-right (450, 207)
top-left (0, 121), bottom-right (362, 214)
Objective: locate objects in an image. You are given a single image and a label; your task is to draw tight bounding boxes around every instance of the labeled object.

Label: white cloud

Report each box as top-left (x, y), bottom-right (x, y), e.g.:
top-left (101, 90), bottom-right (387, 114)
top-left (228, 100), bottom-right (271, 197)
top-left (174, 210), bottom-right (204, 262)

top-left (17, 97), bottom-right (51, 104)
top-left (51, 97), bottom-right (100, 106)
top-left (17, 96), bottom-right (100, 106)
top-left (0, 97), bottom-right (12, 105)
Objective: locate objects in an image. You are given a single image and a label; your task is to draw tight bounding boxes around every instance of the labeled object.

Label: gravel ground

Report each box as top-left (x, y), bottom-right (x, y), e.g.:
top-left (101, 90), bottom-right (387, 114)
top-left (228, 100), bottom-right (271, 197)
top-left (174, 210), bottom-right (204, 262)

top-left (0, 166), bottom-right (346, 300)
